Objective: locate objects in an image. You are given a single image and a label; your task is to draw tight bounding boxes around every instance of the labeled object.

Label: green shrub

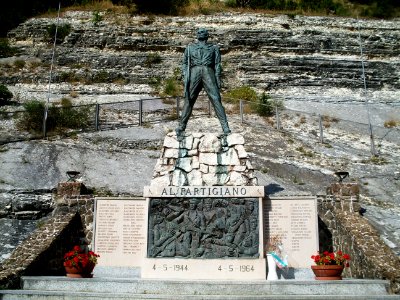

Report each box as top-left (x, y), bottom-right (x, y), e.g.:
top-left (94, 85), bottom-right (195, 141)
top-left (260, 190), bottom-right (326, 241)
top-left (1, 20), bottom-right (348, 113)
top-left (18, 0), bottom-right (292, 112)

top-left (14, 59), bottom-right (26, 69)
top-left (253, 92), bottom-right (284, 117)
top-left (0, 85), bottom-right (13, 106)
top-left (18, 100), bottom-right (45, 132)
top-left (47, 23), bottom-right (72, 44)
top-left (92, 11), bottom-right (103, 26)
top-left (163, 77), bottom-right (181, 97)
top-left (223, 86), bottom-right (257, 103)
top-left (18, 99), bottom-right (92, 134)
top-left (0, 38), bottom-right (17, 58)
top-left (145, 53), bottom-right (162, 67)
top-left (92, 70), bottom-right (110, 83)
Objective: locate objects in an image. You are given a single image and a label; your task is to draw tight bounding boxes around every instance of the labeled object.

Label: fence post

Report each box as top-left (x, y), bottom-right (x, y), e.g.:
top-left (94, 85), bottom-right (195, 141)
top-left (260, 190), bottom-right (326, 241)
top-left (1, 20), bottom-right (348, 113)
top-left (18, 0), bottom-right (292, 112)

top-left (319, 114), bottom-right (324, 143)
top-left (275, 105), bottom-right (280, 130)
top-left (176, 97), bottom-right (180, 119)
top-left (95, 103), bottom-right (100, 131)
top-left (239, 100), bottom-right (244, 123)
top-left (139, 99), bottom-right (143, 126)
top-left (43, 108), bottom-right (48, 138)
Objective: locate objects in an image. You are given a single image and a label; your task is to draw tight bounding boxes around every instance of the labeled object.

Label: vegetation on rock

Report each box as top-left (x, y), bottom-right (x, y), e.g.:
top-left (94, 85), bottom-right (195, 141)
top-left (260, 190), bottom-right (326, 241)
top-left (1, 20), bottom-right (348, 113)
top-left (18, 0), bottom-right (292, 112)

top-left (0, 84), bottom-right (13, 106)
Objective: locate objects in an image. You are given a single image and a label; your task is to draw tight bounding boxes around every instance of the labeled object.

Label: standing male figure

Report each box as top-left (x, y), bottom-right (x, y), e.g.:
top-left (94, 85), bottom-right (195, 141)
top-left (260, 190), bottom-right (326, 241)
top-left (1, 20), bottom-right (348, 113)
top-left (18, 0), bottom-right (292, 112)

top-left (176, 28), bottom-right (231, 138)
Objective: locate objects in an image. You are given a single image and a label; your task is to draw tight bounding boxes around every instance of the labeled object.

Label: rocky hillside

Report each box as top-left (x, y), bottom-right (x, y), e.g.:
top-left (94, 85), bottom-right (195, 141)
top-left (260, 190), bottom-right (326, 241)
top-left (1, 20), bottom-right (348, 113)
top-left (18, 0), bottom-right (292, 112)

top-left (2, 11), bottom-right (399, 105)
top-left (0, 11), bottom-right (399, 262)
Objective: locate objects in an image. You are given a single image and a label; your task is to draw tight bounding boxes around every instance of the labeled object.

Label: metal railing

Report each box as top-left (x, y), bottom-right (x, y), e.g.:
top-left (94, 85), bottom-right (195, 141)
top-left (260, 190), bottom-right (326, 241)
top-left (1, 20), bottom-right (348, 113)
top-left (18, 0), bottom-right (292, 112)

top-left (1, 95), bottom-right (398, 156)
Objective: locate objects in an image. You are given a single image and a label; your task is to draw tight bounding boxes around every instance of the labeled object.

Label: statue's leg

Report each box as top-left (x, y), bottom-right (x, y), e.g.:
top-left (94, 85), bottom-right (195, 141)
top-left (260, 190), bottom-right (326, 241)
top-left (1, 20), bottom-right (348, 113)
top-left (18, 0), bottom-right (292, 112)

top-left (202, 69), bottom-right (231, 135)
top-left (177, 69), bottom-right (202, 134)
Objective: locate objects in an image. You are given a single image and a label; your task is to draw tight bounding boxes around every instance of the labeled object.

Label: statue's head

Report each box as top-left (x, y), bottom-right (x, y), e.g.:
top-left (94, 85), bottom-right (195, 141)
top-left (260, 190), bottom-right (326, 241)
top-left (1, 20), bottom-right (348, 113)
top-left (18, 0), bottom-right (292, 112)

top-left (196, 28), bottom-right (209, 41)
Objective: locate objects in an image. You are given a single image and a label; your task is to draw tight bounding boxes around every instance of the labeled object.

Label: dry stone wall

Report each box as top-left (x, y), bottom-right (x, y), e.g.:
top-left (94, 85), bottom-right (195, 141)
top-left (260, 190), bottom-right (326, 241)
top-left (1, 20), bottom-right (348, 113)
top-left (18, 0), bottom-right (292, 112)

top-left (152, 132), bottom-right (258, 187)
top-left (0, 183), bottom-right (95, 289)
top-left (318, 183), bottom-right (400, 294)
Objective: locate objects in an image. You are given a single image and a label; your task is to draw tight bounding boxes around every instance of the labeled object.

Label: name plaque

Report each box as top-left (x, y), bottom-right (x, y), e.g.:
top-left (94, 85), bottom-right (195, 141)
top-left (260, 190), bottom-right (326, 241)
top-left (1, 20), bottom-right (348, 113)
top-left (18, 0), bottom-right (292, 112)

top-left (263, 196), bottom-right (318, 268)
top-left (94, 197), bottom-right (147, 267)
top-left (143, 186), bottom-right (264, 198)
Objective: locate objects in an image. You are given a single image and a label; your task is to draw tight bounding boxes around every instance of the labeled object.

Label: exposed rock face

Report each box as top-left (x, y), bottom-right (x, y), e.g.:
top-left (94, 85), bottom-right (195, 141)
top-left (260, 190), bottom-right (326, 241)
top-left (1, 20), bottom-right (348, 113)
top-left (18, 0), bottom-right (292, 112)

top-left (2, 12), bottom-right (399, 104)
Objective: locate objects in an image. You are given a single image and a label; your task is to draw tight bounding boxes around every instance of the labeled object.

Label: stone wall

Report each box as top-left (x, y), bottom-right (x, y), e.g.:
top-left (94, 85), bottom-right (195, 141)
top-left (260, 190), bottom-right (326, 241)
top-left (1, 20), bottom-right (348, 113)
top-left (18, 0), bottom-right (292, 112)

top-left (0, 211), bottom-right (83, 288)
top-left (152, 132), bottom-right (258, 187)
top-left (0, 182), bottom-right (95, 289)
top-left (318, 183), bottom-right (400, 294)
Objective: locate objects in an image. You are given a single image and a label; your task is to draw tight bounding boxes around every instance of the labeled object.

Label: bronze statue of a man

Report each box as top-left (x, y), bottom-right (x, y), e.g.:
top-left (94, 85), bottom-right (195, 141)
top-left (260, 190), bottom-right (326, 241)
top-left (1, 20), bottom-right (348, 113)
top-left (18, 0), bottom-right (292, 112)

top-left (176, 28), bottom-right (231, 137)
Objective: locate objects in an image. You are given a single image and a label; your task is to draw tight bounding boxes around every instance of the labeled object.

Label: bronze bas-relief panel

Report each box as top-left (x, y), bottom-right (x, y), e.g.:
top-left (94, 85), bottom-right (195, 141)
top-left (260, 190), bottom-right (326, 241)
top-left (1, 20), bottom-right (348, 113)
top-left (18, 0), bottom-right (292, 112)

top-left (147, 198), bottom-right (259, 259)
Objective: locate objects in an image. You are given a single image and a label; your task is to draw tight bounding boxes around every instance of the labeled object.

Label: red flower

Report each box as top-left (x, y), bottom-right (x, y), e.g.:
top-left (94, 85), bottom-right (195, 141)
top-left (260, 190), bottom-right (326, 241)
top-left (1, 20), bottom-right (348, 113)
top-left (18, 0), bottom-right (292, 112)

top-left (311, 250), bottom-right (351, 267)
top-left (63, 245), bottom-right (100, 270)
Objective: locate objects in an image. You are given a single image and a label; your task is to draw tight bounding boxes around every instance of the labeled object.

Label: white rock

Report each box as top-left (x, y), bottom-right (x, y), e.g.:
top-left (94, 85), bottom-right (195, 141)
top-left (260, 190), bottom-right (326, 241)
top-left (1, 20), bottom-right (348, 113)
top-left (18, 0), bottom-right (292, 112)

top-left (176, 157), bottom-right (192, 173)
top-left (227, 171), bottom-right (248, 186)
top-left (233, 165), bottom-right (246, 172)
top-left (163, 135), bottom-right (180, 148)
top-left (188, 169), bottom-right (203, 185)
top-left (219, 148), bottom-right (240, 165)
top-left (227, 133), bottom-right (245, 146)
top-left (235, 144), bottom-right (248, 158)
top-left (199, 133), bottom-right (221, 153)
top-left (200, 164), bottom-right (209, 173)
top-left (199, 153), bottom-right (218, 165)
top-left (203, 173), bottom-right (228, 185)
top-left (164, 148), bottom-right (179, 158)
top-left (193, 137), bottom-right (201, 149)
top-left (192, 156), bottom-right (200, 169)
top-left (188, 149), bottom-right (198, 156)
top-left (180, 135), bottom-right (194, 150)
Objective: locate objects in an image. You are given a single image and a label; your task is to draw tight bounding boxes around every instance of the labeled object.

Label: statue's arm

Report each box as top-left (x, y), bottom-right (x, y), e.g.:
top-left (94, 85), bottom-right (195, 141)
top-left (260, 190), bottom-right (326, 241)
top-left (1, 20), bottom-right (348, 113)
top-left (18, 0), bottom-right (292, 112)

top-left (182, 46), bottom-right (189, 82)
top-left (214, 46), bottom-right (222, 89)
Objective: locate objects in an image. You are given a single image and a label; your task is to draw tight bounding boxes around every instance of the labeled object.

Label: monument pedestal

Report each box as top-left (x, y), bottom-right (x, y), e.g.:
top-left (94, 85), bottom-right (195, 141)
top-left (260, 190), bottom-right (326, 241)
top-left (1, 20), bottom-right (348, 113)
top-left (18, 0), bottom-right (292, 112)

top-left (92, 133), bottom-right (318, 281)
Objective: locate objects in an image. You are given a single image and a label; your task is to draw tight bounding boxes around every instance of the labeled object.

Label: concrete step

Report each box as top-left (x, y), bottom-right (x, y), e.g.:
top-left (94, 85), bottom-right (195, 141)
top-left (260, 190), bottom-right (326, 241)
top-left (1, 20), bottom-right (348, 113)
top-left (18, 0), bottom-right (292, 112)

top-left (1, 289), bottom-right (400, 300)
top-left (0, 276), bottom-right (397, 299)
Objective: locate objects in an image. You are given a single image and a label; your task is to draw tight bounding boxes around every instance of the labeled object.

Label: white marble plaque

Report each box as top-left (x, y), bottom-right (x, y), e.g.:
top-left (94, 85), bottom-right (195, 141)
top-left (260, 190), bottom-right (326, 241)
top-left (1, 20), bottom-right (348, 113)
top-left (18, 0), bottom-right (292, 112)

top-left (94, 197), bottom-right (148, 267)
top-left (142, 258), bottom-right (266, 280)
top-left (263, 196), bottom-right (318, 268)
top-left (143, 186), bottom-right (264, 198)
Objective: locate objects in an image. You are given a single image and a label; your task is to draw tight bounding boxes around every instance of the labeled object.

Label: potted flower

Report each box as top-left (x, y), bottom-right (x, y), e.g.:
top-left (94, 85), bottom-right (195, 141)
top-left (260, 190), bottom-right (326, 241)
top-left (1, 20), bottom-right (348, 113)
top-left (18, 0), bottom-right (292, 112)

top-left (311, 250), bottom-right (350, 280)
top-left (63, 245), bottom-right (100, 278)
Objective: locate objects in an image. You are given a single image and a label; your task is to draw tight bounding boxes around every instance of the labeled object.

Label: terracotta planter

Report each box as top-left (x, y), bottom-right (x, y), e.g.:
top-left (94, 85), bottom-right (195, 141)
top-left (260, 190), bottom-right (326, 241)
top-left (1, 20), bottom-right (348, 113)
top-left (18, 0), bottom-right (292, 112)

top-left (311, 265), bottom-right (344, 280)
top-left (64, 263), bottom-right (95, 278)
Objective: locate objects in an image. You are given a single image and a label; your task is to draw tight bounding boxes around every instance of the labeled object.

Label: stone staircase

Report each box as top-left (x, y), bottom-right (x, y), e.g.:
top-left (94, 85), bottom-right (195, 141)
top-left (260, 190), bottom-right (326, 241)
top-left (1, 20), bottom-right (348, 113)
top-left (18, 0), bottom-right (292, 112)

top-left (1, 276), bottom-right (400, 299)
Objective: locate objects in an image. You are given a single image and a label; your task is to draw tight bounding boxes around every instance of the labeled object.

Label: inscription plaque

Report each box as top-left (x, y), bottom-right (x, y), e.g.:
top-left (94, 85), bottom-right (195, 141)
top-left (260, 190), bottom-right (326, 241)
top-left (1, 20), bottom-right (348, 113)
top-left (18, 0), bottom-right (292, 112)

top-left (94, 197), bottom-right (147, 267)
top-left (263, 196), bottom-right (318, 268)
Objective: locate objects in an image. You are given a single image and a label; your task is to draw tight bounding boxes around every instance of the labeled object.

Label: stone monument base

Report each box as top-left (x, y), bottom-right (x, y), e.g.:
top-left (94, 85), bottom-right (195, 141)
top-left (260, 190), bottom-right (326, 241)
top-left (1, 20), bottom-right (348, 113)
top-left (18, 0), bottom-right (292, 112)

top-left (142, 258), bottom-right (266, 280)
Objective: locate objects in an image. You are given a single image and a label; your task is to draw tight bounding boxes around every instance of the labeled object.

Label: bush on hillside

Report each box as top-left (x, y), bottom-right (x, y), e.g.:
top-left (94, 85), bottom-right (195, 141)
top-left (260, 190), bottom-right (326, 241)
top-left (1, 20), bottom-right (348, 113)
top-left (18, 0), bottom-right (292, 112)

top-left (0, 38), bottom-right (17, 58)
top-left (18, 99), bottom-right (92, 134)
top-left (47, 23), bottom-right (72, 44)
top-left (252, 92), bottom-right (284, 117)
top-left (0, 85), bottom-right (13, 106)
top-left (223, 86), bottom-right (258, 103)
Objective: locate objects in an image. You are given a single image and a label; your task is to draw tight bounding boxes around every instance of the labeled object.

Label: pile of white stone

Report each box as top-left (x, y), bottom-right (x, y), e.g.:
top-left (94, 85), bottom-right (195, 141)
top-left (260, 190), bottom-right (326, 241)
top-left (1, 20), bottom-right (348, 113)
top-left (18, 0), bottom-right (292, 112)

top-left (151, 132), bottom-right (258, 187)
